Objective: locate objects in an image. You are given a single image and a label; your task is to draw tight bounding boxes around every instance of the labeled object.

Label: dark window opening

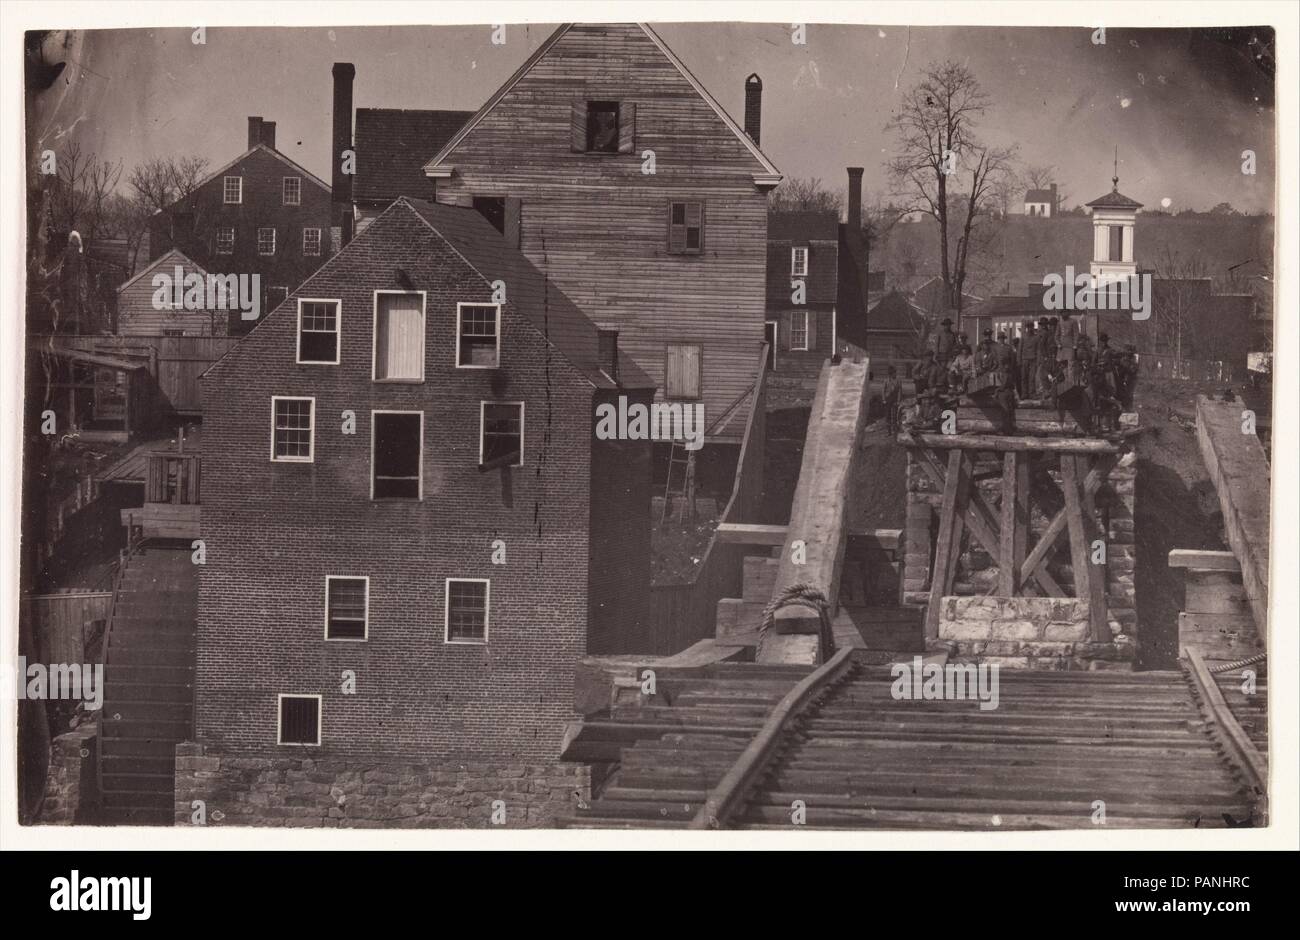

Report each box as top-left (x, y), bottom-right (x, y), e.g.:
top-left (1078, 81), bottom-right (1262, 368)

top-left (586, 101), bottom-right (619, 153)
top-left (481, 403), bottom-right (523, 468)
top-left (326, 578), bottom-right (367, 640)
top-left (1109, 225), bottom-right (1123, 262)
top-left (472, 196), bottom-right (507, 235)
top-left (278, 696), bottom-right (319, 745)
top-left (373, 412), bottom-right (421, 499)
top-left (669, 202), bottom-right (704, 255)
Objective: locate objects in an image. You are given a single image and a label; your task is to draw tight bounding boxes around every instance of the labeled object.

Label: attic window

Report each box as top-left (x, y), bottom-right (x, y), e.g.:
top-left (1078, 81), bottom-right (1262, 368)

top-left (457, 303), bottom-right (500, 368)
top-left (282, 176), bottom-right (301, 206)
top-left (297, 299), bottom-right (340, 364)
top-left (223, 176), bottom-right (242, 204)
top-left (668, 202), bottom-right (704, 255)
top-left (791, 247), bottom-right (808, 276)
top-left (587, 101), bottom-right (619, 152)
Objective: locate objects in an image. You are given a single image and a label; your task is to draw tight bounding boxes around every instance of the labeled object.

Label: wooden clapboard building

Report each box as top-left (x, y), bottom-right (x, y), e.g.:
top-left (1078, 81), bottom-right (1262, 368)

top-left (195, 196), bottom-right (655, 760)
top-left (410, 23), bottom-right (781, 449)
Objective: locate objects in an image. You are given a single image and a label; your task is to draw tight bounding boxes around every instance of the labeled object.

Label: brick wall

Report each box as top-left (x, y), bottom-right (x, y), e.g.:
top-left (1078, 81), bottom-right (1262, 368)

top-left (175, 742), bottom-right (589, 828)
top-left (150, 147), bottom-right (333, 332)
top-left (196, 204), bottom-right (612, 761)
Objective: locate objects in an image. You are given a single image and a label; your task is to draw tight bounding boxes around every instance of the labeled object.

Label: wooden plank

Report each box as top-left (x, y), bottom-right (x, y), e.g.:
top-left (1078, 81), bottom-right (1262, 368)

top-left (1184, 572), bottom-right (1250, 616)
top-left (1061, 455), bottom-right (1108, 641)
top-left (1014, 452), bottom-right (1030, 591)
top-left (1075, 454), bottom-right (1112, 642)
top-left (714, 523), bottom-right (787, 546)
top-left (903, 432), bottom-right (1120, 454)
top-left (1184, 648), bottom-right (1267, 798)
top-left (924, 449), bottom-right (969, 640)
top-left (1179, 613), bottom-right (1261, 661)
top-left (1019, 457), bottom-right (1113, 595)
top-left (998, 453), bottom-right (1017, 595)
top-left (1167, 549), bottom-right (1240, 571)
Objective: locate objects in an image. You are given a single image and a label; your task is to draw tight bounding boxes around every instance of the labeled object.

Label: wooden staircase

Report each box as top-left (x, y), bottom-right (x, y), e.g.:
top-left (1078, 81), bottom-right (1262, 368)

top-left (559, 655), bottom-right (1262, 830)
top-left (97, 541), bottom-right (197, 825)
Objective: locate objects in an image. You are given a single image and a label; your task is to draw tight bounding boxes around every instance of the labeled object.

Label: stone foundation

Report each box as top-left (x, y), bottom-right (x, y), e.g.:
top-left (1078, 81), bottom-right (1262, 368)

top-left (174, 743), bottom-right (590, 828)
top-left (902, 448), bottom-right (1138, 654)
top-left (937, 596), bottom-right (1135, 669)
top-left (39, 727), bottom-right (97, 824)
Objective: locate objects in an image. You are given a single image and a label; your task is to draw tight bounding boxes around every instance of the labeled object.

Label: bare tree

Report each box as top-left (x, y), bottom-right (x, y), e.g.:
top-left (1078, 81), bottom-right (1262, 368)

top-left (48, 142), bottom-right (123, 244)
top-left (769, 176), bottom-right (842, 214)
top-left (886, 61), bottom-right (1018, 318)
top-left (128, 154), bottom-right (210, 246)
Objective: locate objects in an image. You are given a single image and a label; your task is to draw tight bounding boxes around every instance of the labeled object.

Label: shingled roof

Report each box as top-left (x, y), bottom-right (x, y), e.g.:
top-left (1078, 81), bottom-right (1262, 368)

top-left (353, 108), bottom-right (473, 204)
top-left (1025, 188), bottom-right (1055, 203)
top-left (768, 209), bottom-right (839, 242)
top-left (1086, 187), bottom-right (1144, 210)
top-left (403, 198), bottom-right (654, 390)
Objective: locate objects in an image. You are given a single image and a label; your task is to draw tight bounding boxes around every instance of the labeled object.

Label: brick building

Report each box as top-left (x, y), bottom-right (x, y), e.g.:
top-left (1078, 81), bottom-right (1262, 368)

top-left (765, 209), bottom-right (839, 385)
top-left (196, 196), bottom-right (655, 761)
top-left (149, 117), bottom-right (334, 335)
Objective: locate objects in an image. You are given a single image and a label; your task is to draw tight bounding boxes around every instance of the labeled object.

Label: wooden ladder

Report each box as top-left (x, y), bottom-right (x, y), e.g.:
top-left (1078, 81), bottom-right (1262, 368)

top-left (660, 442), bottom-right (697, 525)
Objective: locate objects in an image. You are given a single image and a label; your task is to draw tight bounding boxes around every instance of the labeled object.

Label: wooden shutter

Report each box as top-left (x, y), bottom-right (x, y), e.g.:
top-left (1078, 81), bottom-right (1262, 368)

top-left (666, 344), bottom-right (701, 399)
top-left (618, 102), bottom-right (636, 153)
top-left (807, 310), bottom-right (819, 350)
top-left (685, 201), bottom-right (703, 253)
top-left (570, 100), bottom-right (586, 152)
top-left (378, 293), bottom-right (423, 380)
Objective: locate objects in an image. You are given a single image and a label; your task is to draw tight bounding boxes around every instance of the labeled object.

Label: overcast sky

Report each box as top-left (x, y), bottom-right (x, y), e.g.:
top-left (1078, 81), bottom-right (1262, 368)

top-left (33, 22), bottom-right (1276, 213)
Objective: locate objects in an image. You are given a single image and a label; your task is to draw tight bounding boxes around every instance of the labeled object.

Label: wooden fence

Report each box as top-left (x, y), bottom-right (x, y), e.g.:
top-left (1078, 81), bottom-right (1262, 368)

top-left (20, 592), bottom-right (112, 664)
top-left (645, 348), bottom-right (768, 654)
top-left (39, 335), bottom-right (239, 415)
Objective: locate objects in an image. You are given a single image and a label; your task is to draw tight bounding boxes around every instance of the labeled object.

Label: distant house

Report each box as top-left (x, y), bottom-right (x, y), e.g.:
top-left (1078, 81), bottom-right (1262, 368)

top-left (1024, 184), bottom-right (1058, 217)
top-left (116, 248), bottom-right (228, 337)
top-left (859, 290), bottom-right (925, 374)
top-left (766, 209), bottom-right (838, 381)
top-left (196, 196), bottom-right (657, 760)
top-left (148, 117), bottom-right (334, 335)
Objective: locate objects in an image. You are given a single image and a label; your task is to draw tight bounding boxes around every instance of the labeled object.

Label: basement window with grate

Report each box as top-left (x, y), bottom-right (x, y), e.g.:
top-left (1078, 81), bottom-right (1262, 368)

top-left (445, 579), bottom-right (489, 644)
top-left (325, 577), bottom-right (368, 640)
top-left (277, 695), bottom-right (320, 745)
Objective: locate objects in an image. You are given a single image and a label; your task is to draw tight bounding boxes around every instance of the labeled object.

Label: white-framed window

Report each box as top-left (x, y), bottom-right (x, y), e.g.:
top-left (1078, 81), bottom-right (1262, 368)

top-left (270, 396), bottom-right (314, 462)
top-left (325, 576), bottom-right (368, 641)
top-left (257, 227), bottom-right (276, 256)
top-left (277, 694), bottom-right (321, 746)
top-left (480, 402), bottom-right (524, 468)
top-left (371, 410), bottom-right (422, 500)
top-left (302, 228), bottom-right (322, 257)
top-left (283, 176), bottom-right (302, 206)
top-left (456, 303), bottom-right (500, 368)
top-left (790, 310), bottom-right (809, 351)
top-left (444, 578), bottom-right (489, 644)
top-left (372, 291), bottom-right (426, 381)
top-left (791, 246), bottom-right (808, 276)
top-left (297, 299), bottom-right (340, 365)
top-left (215, 227), bottom-right (235, 255)
top-left (223, 176), bottom-right (242, 204)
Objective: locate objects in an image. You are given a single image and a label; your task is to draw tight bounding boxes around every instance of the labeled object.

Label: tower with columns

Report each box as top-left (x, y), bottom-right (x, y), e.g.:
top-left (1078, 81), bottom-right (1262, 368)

top-left (1086, 158), bottom-right (1143, 284)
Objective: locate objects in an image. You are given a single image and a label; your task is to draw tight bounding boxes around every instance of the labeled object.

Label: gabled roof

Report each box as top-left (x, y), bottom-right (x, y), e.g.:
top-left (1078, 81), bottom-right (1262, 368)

top-left (910, 275), bottom-right (983, 313)
top-left (422, 23), bottom-right (782, 187)
top-left (768, 209), bottom-right (840, 243)
top-left (117, 247), bottom-right (208, 293)
top-left (867, 290), bottom-right (926, 332)
top-left (402, 198), bottom-right (654, 390)
top-left (159, 144), bottom-right (330, 215)
top-left (1024, 188), bottom-right (1055, 203)
top-left (1086, 187), bottom-right (1143, 210)
top-left (353, 108), bottom-right (473, 203)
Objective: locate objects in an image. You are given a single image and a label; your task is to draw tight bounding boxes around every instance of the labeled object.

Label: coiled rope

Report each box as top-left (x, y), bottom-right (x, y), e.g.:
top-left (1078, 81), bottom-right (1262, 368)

top-left (756, 582), bottom-right (835, 664)
top-left (1208, 652), bottom-right (1267, 675)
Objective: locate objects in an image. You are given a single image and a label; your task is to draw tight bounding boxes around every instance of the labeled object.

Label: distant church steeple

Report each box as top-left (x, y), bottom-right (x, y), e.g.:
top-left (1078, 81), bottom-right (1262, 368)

top-left (1086, 147), bottom-right (1143, 283)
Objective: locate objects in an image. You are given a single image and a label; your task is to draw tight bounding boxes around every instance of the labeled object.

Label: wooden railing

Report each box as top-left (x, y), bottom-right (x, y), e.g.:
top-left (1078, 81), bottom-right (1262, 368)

top-left (145, 453), bottom-right (200, 505)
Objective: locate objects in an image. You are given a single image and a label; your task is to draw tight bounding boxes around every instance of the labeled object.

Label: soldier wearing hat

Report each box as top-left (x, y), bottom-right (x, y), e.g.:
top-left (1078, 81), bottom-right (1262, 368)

top-left (934, 317), bottom-right (957, 367)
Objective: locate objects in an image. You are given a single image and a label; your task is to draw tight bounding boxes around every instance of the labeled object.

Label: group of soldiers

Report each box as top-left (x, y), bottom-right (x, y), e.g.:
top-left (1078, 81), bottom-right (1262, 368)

top-left (886, 314), bottom-right (1140, 434)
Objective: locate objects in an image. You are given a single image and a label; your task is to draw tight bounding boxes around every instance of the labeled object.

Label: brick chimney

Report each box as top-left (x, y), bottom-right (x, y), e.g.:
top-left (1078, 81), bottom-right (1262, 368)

top-left (332, 62), bottom-right (356, 245)
top-left (1050, 182), bottom-right (1058, 215)
top-left (744, 73), bottom-right (762, 146)
top-left (246, 116), bottom-right (276, 150)
top-left (847, 166), bottom-right (864, 231)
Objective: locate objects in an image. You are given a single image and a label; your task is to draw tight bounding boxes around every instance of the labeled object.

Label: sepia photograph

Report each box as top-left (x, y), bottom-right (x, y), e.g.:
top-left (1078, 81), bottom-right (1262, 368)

top-left (3, 0), bottom-right (1293, 873)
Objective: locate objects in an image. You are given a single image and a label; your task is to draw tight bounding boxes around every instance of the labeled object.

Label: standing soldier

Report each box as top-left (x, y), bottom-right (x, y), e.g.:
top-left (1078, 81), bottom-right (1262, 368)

top-left (1058, 311), bottom-right (1081, 384)
top-left (914, 350), bottom-right (936, 396)
top-left (994, 331), bottom-right (1019, 431)
top-left (1117, 343), bottom-right (1139, 411)
top-left (934, 318), bottom-right (957, 367)
top-left (1020, 320), bottom-right (1039, 399)
top-left (882, 365), bottom-right (903, 435)
top-left (1034, 317), bottom-right (1053, 397)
